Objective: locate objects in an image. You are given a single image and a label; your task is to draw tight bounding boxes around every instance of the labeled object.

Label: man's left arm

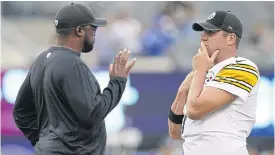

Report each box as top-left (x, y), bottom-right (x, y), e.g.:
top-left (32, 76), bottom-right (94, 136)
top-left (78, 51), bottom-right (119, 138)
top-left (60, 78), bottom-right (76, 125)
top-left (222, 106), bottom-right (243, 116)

top-left (186, 64), bottom-right (259, 120)
top-left (13, 72), bottom-right (38, 146)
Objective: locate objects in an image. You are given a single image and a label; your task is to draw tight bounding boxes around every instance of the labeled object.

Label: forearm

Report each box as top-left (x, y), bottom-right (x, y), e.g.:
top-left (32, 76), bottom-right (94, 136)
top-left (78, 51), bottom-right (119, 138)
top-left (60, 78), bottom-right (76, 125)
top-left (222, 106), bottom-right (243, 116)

top-left (168, 119), bottom-right (182, 139)
top-left (68, 76), bottom-right (127, 126)
top-left (13, 108), bottom-right (39, 146)
top-left (13, 74), bottom-right (39, 146)
top-left (63, 64), bottom-right (127, 126)
top-left (92, 76), bottom-right (127, 123)
top-left (186, 70), bottom-right (207, 118)
top-left (173, 90), bottom-right (188, 114)
top-left (168, 90), bottom-right (188, 139)
top-left (14, 115), bottom-right (39, 145)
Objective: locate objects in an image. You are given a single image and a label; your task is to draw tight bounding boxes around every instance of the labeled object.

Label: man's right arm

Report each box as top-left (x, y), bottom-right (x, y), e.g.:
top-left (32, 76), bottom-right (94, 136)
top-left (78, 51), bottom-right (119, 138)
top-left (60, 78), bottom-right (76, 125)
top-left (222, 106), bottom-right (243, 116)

top-left (13, 72), bottom-right (38, 146)
top-left (168, 71), bottom-right (194, 140)
top-left (62, 63), bottom-right (127, 126)
top-left (168, 90), bottom-right (188, 140)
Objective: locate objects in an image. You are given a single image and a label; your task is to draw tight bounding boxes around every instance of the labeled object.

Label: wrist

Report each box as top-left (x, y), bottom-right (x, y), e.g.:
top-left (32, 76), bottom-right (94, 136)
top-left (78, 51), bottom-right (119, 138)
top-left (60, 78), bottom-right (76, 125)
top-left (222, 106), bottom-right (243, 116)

top-left (110, 76), bottom-right (127, 83)
top-left (171, 100), bottom-right (183, 114)
top-left (173, 106), bottom-right (184, 115)
top-left (175, 90), bottom-right (188, 102)
top-left (168, 108), bottom-right (184, 124)
top-left (194, 69), bottom-right (208, 75)
top-left (173, 97), bottom-right (187, 115)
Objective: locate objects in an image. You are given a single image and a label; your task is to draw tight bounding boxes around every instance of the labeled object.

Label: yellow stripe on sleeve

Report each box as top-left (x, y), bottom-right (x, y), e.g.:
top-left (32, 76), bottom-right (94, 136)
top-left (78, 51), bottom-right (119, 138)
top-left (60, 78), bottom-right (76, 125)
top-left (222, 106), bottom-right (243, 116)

top-left (216, 67), bottom-right (258, 88)
top-left (213, 77), bottom-right (251, 93)
top-left (230, 64), bottom-right (259, 73)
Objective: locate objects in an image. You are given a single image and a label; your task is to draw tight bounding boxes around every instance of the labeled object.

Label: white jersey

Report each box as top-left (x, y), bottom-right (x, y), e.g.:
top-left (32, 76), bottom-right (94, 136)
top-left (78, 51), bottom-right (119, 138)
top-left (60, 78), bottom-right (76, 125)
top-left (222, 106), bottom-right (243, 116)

top-left (182, 57), bottom-right (260, 155)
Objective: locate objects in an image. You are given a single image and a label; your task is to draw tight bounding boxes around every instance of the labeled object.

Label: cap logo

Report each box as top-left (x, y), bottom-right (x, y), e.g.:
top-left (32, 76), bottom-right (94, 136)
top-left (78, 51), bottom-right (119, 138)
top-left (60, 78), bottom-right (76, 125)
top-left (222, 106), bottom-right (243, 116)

top-left (228, 25), bottom-right (233, 30)
top-left (208, 12), bottom-right (216, 20)
top-left (55, 20), bottom-right (58, 27)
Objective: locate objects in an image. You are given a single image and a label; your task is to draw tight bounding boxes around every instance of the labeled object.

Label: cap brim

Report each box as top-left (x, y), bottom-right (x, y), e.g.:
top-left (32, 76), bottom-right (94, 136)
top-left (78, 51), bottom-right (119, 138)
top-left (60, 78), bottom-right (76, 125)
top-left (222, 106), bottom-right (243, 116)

top-left (192, 22), bottom-right (222, 31)
top-left (91, 18), bottom-right (108, 27)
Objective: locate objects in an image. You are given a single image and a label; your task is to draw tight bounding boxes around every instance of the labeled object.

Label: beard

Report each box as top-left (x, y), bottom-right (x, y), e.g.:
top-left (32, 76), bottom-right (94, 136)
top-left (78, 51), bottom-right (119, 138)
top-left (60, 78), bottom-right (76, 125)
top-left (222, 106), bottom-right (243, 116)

top-left (81, 31), bottom-right (95, 53)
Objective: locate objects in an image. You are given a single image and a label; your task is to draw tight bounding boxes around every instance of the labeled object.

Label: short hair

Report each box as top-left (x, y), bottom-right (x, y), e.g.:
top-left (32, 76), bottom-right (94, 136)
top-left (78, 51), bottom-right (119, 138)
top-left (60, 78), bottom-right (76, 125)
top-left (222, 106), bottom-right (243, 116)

top-left (56, 28), bottom-right (74, 37)
top-left (235, 37), bottom-right (240, 49)
top-left (222, 31), bottom-right (240, 49)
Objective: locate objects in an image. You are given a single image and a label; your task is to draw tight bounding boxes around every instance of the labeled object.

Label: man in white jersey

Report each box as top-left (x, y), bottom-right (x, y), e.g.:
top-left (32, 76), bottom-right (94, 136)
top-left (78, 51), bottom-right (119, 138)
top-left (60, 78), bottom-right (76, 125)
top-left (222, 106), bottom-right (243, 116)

top-left (168, 11), bottom-right (260, 155)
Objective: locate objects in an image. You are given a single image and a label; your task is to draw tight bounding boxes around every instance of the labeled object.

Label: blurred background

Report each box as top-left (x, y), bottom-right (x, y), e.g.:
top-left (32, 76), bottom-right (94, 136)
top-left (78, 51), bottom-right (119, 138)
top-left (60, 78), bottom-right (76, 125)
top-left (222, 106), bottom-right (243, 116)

top-left (1, 1), bottom-right (274, 155)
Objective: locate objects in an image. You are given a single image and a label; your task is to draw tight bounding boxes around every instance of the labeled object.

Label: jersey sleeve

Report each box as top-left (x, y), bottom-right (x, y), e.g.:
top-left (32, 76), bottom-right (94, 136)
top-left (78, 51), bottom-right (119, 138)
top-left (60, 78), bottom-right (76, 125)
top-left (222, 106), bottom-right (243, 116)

top-left (62, 62), bottom-right (127, 126)
top-left (206, 63), bottom-right (260, 102)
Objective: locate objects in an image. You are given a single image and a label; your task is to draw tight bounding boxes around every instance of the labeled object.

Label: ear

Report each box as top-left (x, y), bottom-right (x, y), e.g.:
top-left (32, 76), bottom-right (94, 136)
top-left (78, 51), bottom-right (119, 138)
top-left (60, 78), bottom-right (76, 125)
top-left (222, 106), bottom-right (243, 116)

top-left (227, 34), bottom-right (236, 47)
top-left (75, 26), bottom-right (84, 37)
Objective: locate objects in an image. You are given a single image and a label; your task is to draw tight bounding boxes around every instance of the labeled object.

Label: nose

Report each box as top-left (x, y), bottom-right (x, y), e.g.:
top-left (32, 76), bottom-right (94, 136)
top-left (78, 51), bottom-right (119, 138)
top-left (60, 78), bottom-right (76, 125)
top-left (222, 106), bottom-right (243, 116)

top-left (201, 32), bottom-right (208, 41)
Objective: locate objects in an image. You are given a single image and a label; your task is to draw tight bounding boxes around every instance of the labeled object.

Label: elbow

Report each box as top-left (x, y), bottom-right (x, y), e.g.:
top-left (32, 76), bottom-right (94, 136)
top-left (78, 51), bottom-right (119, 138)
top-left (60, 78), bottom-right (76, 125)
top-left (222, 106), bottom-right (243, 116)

top-left (13, 102), bottom-right (20, 119)
top-left (12, 109), bottom-right (19, 122)
top-left (186, 104), bottom-right (204, 120)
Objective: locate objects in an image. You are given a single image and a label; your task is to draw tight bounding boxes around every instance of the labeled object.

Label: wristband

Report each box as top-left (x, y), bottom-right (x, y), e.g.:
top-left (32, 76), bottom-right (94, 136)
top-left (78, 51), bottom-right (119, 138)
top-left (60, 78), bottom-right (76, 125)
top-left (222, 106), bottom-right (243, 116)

top-left (168, 108), bottom-right (184, 124)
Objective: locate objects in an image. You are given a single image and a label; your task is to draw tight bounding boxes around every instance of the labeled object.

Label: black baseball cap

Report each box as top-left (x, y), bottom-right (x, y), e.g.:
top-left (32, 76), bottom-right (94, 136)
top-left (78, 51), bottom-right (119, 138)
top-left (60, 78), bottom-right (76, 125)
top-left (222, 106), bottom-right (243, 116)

top-left (55, 3), bottom-right (107, 29)
top-left (192, 11), bottom-right (243, 38)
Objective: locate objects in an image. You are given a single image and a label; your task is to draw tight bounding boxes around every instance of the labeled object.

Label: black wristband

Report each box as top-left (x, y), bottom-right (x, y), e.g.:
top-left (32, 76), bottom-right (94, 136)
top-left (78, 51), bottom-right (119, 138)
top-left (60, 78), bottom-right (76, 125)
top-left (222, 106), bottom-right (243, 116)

top-left (168, 108), bottom-right (184, 124)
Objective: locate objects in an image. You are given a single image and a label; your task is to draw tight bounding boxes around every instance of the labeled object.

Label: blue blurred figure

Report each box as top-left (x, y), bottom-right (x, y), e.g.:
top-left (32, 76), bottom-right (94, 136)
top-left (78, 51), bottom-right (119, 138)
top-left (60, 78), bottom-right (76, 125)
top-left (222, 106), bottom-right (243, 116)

top-left (141, 14), bottom-right (177, 56)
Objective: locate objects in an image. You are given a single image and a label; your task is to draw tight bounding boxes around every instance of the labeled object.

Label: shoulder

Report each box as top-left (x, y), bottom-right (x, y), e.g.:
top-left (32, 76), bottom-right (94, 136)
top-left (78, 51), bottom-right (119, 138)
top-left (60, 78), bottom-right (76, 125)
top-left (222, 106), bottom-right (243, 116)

top-left (230, 56), bottom-right (259, 71)
top-left (212, 57), bottom-right (258, 71)
top-left (220, 57), bottom-right (260, 78)
top-left (206, 57), bottom-right (260, 102)
top-left (214, 57), bottom-right (260, 92)
top-left (61, 57), bottom-right (88, 76)
top-left (49, 52), bottom-right (88, 79)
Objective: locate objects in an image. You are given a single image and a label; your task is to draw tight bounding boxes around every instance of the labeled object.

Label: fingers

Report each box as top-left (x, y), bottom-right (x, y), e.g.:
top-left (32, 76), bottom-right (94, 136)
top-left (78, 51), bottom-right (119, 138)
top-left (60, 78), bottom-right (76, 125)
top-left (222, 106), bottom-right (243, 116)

top-left (109, 64), bottom-right (113, 73)
top-left (210, 50), bottom-right (220, 62)
top-left (198, 48), bottom-right (203, 55)
top-left (114, 51), bottom-right (122, 73)
top-left (124, 49), bottom-right (130, 62)
top-left (114, 51), bottom-right (122, 66)
top-left (125, 58), bottom-right (137, 74)
top-left (200, 42), bottom-right (208, 54)
top-left (193, 53), bottom-right (199, 59)
top-left (118, 50), bottom-right (124, 64)
top-left (120, 48), bottom-right (130, 66)
top-left (112, 48), bottom-right (136, 77)
top-left (187, 71), bottom-right (194, 78)
top-left (109, 64), bottom-right (114, 77)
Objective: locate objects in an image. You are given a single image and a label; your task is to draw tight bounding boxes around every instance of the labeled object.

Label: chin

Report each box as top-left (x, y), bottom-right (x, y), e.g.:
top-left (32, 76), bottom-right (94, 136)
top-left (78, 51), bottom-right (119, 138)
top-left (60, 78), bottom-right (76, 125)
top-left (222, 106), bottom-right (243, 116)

top-left (206, 47), bottom-right (212, 54)
top-left (208, 51), bottom-right (213, 57)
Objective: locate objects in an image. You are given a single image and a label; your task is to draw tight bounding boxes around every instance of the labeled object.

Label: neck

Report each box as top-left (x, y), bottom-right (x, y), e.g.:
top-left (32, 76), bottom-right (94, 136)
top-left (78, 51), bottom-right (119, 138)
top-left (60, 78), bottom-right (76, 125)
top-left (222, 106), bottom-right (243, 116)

top-left (55, 37), bottom-right (82, 53)
top-left (214, 48), bottom-right (236, 65)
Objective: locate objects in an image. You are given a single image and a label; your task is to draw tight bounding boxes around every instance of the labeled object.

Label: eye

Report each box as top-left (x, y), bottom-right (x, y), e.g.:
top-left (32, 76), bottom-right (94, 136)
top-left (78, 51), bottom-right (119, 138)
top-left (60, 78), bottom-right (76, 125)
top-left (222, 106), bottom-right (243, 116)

top-left (90, 25), bottom-right (97, 31)
top-left (205, 30), bottom-right (218, 35)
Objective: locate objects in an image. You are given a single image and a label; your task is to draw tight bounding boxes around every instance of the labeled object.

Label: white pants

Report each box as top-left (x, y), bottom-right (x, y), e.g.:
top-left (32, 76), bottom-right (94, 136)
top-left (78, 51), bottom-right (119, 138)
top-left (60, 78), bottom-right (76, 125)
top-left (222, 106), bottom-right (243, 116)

top-left (183, 147), bottom-right (249, 155)
top-left (183, 141), bottom-right (249, 155)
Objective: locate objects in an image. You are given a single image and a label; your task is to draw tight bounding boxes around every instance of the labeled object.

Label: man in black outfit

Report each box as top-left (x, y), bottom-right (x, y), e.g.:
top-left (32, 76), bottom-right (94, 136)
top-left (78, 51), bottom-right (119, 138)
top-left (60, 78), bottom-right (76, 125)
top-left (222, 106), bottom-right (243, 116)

top-left (13, 3), bottom-right (136, 155)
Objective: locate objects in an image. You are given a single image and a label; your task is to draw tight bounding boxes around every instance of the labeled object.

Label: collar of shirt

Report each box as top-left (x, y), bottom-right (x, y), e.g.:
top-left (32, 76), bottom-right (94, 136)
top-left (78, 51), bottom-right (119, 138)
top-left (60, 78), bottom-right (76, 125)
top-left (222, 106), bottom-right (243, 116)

top-left (51, 45), bottom-right (81, 57)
